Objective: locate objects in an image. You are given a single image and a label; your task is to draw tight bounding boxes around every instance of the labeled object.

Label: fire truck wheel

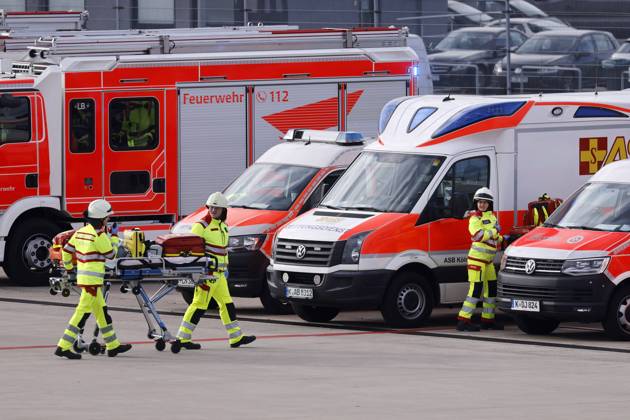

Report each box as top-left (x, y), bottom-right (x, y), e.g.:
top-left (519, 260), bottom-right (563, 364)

top-left (380, 272), bottom-right (433, 328)
top-left (602, 284), bottom-right (630, 340)
top-left (260, 281), bottom-right (293, 315)
top-left (5, 219), bottom-right (60, 286)
top-left (291, 303), bottom-right (339, 323)
top-left (514, 315), bottom-right (559, 335)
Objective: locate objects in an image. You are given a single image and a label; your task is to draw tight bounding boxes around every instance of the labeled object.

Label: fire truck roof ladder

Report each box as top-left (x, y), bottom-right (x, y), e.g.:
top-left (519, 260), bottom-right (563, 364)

top-left (0, 9), bottom-right (88, 31)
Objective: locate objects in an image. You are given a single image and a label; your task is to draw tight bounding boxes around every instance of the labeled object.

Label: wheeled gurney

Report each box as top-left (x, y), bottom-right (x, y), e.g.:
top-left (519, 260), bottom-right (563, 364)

top-left (49, 229), bottom-right (217, 353)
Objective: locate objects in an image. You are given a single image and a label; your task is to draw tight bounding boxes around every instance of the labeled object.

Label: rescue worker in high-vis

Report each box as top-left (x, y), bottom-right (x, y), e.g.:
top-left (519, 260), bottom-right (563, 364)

top-left (171, 192), bottom-right (256, 352)
top-left (54, 199), bottom-right (132, 359)
top-left (456, 188), bottom-right (504, 332)
top-left (532, 193), bottom-right (551, 226)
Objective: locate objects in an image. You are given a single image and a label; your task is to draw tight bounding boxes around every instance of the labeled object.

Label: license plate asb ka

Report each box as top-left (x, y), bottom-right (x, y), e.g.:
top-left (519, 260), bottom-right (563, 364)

top-left (511, 299), bottom-right (540, 312)
top-left (286, 287), bottom-right (313, 299)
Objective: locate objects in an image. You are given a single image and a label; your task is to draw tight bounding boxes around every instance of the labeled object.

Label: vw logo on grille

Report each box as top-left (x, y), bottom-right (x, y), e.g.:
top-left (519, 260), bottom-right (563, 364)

top-left (524, 259), bottom-right (536, 275)
top-left (296, 245), bottom-right (307, 259)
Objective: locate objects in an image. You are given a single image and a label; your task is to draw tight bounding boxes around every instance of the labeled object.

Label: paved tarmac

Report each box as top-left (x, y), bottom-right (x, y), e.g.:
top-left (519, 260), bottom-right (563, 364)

top-left (1, 270), bottom-right (630, 420)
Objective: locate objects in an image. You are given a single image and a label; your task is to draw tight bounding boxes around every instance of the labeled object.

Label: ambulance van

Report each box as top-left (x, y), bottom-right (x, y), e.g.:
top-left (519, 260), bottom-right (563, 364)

top-left (172, 129), bottom-right (368, 313)
top-left (268, 91), bottom-right (630, 327)
top-left (498, 159), bottom-right (630, 339)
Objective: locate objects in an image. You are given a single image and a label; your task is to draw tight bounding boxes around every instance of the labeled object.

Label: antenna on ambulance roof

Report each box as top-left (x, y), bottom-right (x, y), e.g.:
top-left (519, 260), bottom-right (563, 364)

top-left (442, 93), bottom-right (454, 102)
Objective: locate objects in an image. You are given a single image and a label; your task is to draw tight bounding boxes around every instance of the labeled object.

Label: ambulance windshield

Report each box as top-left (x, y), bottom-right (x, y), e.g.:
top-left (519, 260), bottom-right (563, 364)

top-left (545, 183), bottom-right (630, 232)
top-left (224, 163), bottom-right (318, 211)
top-left (321, 152), bottom-right (445, 213)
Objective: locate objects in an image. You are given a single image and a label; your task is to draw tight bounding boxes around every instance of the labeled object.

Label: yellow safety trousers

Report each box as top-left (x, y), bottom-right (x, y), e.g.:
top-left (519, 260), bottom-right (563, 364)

top-left (176, 272), bottom-right (243, 345)
top-left (57, 287), bottom-right (121, 351)
top-left (458, 259), bottom-right (497, 322)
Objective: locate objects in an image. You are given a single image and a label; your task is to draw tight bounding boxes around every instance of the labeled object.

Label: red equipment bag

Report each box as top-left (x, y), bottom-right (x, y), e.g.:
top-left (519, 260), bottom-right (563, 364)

top-left (50, 229), bottom-right (78, 265)
top-left (508, 194), bottom-right (563, 243)
top-left (154, 233), bottom-right (205, 257)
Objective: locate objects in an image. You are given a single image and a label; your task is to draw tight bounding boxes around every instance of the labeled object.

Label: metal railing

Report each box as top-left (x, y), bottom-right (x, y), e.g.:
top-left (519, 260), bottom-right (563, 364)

top-left (430, 62), bottom-right (481, 95)
top-left (511, 65), bottom-right (582, 93)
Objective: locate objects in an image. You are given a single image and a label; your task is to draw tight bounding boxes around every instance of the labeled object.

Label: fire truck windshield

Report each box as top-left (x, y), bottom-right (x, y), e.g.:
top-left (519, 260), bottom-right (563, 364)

top-left (224, 163), bottom-right (318, 211)
top-left (545, 182), bottom-right (630, 232)
top-left (321, 152), bottom-right (445, 213)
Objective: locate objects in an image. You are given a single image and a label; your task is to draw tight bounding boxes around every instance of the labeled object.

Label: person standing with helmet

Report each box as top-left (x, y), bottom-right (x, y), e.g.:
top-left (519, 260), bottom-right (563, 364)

top-left (456, 187), bottom-right (504, 332)
top-left (171, 192), bottom-right (256, 352)
top-left (55, 199), bottom-right (132, 359)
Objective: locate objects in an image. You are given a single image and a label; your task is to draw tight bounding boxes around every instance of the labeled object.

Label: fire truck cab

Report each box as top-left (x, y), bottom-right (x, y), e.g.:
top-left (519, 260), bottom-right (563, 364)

top-left (268, 91), bottom-right (630, 326)
top-left (173, 129), bottom-right (368, 313)
top-left (498, 158), bottom-right (630, 339)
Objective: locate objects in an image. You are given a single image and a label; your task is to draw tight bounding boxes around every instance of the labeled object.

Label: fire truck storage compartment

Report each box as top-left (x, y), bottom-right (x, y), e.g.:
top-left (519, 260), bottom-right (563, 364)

top-left (178, 86), bottom-right (247, 216)
top-left (252, 82), bottom-right (339, 160)
top-left (345, 80), bottom-right (408, 134)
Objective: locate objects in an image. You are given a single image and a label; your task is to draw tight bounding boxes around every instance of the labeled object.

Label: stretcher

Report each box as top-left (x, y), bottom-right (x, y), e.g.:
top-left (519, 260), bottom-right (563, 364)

top-left (49, 229), bottom-right (217, 353)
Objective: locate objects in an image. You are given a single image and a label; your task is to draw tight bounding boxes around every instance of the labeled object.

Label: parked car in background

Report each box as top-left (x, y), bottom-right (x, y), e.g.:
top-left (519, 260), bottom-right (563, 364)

top-left (429, 26), bottom-right (527, 93)
top-left (494, 29), bottom-right (619, 93)
top-left (487, 17), bottom-right (570, 37)
top-left (447, 0), bottom-right (493, 31)
top-left (463, 0), bottom-right (549, 19)
top-left (602, 38), bottom-right (630, 90)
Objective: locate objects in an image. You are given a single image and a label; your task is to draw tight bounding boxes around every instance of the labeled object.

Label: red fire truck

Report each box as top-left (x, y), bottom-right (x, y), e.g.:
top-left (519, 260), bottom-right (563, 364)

top-left (0, 25), bottom-right (430, 285)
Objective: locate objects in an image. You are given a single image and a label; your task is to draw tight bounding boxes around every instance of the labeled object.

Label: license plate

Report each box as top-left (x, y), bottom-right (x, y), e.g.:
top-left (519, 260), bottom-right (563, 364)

top-left (511, 75), bottom-right (528, 83)
top-left (286, 286), bottom-right (313, 299)
top-left (177, 278), bottom-right (195, 288)
top-left (511, 299), bottom-right (540, 312)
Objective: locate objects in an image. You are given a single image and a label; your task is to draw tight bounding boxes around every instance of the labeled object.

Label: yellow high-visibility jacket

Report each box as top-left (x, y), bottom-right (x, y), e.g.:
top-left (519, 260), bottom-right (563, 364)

top-left (191, 217), bottom-right (229, 272)
top-left (62, 224), bottom-right (115, 286)
top-left (468, 210), bottom-right (502, 264)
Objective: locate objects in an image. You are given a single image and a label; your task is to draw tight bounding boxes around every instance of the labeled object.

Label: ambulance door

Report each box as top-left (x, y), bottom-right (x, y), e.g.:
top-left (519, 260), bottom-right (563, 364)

top-left (419, 152), bottom-right (495, 302)
top-left (253, 82), bottom-right (340, 161)
top-left (103, 91), bottom-right (166, 216)
top-left (64, 92), bottom-right (103, 216)
top-left (344, 79), bottom-right (408, 135)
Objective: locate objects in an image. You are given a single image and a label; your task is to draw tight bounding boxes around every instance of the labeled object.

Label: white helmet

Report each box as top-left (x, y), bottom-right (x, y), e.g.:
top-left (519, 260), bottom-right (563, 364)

top-left (87, 199), bottom-right (114, 219)
top-left (206, 192), bottom-right (229, 208)
top-left (473, 187), bottom-right (494, 203)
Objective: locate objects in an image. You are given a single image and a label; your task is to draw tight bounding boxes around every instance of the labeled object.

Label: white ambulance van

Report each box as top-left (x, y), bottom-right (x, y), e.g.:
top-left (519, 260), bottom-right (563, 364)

top-left (172, 129), bottom-right (368, 313)
top-left (498, 159), bottom-right (630, 339)
top-left (268, 91), bottom-right (630, 326)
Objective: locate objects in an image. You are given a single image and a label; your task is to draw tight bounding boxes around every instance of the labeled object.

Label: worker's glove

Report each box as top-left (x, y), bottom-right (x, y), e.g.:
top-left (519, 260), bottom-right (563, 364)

top-left (66, 268), bottom-right (77, 281)
top-left (110, 223), bottom-right (119, 235)
top-left (495, 223), bottom-right (502, 233)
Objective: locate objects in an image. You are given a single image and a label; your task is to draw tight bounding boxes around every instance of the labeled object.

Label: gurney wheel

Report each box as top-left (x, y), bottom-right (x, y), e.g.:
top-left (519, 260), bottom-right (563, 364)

top-left (120, 285), bottom-right (128, 293)
top-left (100, 345), bottom-right (106, 355)
top-left (170, 341), bottom-right (181, 354)
top-left (132, 286), bottom-right (140, 295)
top-left (155, 339), bottom-right (166, 351)
top-left (61, 289), bottom-right (70, 297)
top-left (88, 341), bottom-right (101, 356)
top-left (49, 289), bottom-right (57, 296)
top-left (73, 341), bottom-right (85, 353)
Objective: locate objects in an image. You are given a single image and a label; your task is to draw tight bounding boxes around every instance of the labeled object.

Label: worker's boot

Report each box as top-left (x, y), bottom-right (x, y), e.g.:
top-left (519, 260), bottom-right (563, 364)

top-left (181, 341), bottom-right (201, 350)
top-left (456, 320), bottom-right (480, 332)
top-left (481, 320), bottom-right (504, 330)
top-left (230, 335), bottom-right (256, 348)
top-left (54, 346), bottom-right (82, 360)
top-left (107, 343), bottom-right (132, 357)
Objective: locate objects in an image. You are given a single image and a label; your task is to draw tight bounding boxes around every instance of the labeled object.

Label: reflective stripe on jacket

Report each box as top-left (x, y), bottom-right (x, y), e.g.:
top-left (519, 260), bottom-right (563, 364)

top-left (62, 224), bottom-right (115, 286)
top-left (191, 217), bottom-right (229, 270)
top-left (468, 210), bottom-right (502, 263)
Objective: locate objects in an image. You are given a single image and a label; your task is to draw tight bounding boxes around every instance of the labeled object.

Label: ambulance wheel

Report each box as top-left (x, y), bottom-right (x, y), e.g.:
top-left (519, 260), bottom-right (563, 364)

top-left (260, 281), bottom-right (293, 315)
top-left (88, 342), bottom-right (102, 356)
top-left (381, 272), bottom-right (433, 328)
top-left (602, 284), bottom-right (630, 340)
top-left (291, 303), bottom-right (339, 323)
top-left (155, 339), bottom-right (166, 351)
top-left (171, 341), bottom-right (181, 354)
top-left (61, 289), bottom-right (70, 297)
top-left (514, 314), bottom-right (559, 335)
top-left (4, 219), bottom-right (61, 286)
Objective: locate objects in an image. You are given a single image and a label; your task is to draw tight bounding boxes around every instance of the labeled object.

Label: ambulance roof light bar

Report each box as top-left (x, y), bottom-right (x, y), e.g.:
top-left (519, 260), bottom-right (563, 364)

top-left (283, 129), bottom-right (364, 145)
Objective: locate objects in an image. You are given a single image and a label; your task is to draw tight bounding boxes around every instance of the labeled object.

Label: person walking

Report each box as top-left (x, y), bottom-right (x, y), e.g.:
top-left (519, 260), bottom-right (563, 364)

top-left (456, 187), bottom-right (504, 332)
top-left (171, 192), bottom-right (256, 352)
top-left (55, 199), bottom-right (132, 359)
